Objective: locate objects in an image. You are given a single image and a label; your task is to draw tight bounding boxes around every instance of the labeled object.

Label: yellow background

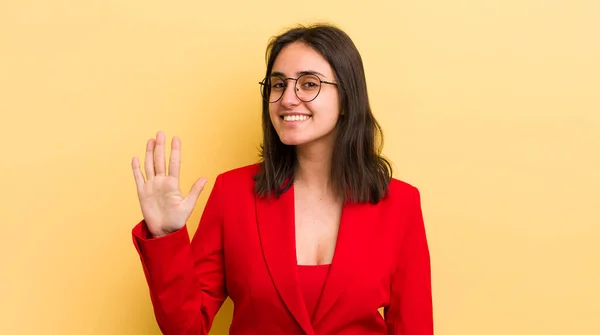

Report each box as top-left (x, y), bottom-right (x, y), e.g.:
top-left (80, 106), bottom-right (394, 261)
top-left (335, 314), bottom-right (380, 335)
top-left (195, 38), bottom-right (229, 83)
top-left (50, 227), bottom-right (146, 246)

top-left (1, 0), bottom-right (599, 334)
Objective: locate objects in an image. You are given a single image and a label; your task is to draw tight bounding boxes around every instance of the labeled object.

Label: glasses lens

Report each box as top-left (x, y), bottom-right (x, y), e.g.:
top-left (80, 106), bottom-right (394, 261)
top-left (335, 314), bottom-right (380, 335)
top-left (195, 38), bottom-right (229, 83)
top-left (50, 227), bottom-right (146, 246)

top-left (296, 74), bottom-right (321, 102)
top-left (266, 75), bottom-right (285, 103)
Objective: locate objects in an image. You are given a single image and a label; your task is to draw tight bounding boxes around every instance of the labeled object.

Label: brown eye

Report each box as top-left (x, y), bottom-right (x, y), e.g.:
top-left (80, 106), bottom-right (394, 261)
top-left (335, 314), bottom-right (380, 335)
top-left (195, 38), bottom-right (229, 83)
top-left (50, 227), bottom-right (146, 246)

top-left (298, 75), bottom-right (320, 91)
top-left (269, 77), bottom-right (285, 90)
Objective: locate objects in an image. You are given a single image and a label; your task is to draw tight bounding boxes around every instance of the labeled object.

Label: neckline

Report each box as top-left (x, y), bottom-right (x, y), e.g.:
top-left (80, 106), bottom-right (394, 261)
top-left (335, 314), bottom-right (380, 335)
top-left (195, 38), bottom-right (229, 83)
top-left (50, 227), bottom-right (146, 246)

top-left (297, 263), bottom-right (332, 268)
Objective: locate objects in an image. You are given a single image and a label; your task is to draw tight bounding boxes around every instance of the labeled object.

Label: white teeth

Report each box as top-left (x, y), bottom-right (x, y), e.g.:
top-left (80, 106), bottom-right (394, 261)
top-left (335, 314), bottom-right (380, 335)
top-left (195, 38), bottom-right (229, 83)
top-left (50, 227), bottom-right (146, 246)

top-left (283, 115), bottom-right (310, 122)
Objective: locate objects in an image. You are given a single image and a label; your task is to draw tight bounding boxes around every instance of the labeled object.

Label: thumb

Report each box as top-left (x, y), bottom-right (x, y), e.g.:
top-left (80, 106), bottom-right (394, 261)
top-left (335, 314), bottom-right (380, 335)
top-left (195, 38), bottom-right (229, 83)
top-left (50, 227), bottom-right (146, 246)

top-left (184, 177), bottom-right (208, 209)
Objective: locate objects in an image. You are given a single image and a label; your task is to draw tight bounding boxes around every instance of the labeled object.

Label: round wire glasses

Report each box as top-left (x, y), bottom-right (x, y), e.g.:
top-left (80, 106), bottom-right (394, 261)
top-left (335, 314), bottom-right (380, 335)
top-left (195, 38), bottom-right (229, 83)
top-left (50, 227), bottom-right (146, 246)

top-left (259, 73), bottom-right (338, 103)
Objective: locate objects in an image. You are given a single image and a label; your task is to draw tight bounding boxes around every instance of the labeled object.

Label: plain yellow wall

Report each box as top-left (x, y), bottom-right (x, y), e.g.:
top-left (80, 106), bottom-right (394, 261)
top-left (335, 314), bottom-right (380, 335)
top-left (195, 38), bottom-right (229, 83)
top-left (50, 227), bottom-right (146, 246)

top-left (1, 0), bottom-right (599, 334)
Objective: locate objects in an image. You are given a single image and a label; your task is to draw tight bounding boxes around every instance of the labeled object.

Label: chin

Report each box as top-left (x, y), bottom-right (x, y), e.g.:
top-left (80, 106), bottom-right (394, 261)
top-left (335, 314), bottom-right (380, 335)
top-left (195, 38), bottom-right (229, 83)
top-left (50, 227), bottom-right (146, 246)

top-left (275, 132), bottom-right (312, 146)
top-left (278, 137), bottom-right (306, 146)
top-left (277, 130), bottom-right (336, 148)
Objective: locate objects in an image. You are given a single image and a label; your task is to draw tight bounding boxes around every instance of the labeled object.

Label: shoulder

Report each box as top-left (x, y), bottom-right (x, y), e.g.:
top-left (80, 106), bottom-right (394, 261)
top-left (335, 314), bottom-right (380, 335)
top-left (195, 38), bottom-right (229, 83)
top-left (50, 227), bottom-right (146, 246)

top-left (383, 177), bottom-right (423, 210)
top-left (213, 163), bottom-right (260, 189)
top-left (388, 177), bottom-right (421, 198)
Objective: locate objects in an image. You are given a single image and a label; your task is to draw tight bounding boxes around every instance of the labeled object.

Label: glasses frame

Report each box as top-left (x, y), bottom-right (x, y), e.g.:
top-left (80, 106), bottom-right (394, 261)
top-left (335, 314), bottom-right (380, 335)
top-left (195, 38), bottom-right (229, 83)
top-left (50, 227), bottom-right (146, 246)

top-left (259, 73), bottom-right (338, 103)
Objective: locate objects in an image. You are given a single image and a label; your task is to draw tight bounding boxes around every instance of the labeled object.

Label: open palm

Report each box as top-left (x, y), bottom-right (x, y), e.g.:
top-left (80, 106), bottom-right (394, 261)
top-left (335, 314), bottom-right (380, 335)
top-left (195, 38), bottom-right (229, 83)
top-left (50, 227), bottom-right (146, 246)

top-left (131, 131), bottom-right (207, 238)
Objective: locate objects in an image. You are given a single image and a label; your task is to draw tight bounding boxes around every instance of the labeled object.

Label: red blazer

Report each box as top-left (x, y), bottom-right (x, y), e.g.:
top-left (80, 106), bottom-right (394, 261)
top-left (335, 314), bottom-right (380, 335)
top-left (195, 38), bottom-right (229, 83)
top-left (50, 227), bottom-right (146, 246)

top-left (132, 164), bottom-right (433, 335)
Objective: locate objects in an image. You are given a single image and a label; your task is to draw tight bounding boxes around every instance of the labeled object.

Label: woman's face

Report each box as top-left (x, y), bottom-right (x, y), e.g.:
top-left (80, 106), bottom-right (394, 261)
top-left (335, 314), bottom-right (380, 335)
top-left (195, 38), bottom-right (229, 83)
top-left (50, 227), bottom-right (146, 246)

top-left (268, 42), bottom-right (340, 148)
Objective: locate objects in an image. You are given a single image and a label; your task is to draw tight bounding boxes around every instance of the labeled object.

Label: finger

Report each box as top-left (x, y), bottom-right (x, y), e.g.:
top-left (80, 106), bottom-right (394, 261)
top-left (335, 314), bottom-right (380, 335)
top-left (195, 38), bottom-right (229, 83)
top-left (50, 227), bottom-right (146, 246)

top-left (144, 138), bottom-right (155, 180)
top-left (154, 131), bottom-right (166, 176)
top-left (184, 178), bottom-right (208, 210)
top-left (168, 136), bottom-right (181, 179)
top-left (131, 157), bottom-right (145, 193)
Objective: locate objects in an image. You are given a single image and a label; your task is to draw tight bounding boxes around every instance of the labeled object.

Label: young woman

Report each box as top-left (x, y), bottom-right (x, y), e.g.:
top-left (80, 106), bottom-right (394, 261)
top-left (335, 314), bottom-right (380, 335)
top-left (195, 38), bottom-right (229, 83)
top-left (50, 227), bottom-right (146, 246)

top-left (131, 24), bottom-right (433, 335)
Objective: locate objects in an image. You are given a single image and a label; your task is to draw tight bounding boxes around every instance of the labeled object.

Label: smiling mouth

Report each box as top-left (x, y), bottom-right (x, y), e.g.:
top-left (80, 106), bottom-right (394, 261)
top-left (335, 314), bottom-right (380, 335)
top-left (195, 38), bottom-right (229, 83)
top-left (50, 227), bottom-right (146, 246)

top-left (281, 115), bottom-right (311, 121)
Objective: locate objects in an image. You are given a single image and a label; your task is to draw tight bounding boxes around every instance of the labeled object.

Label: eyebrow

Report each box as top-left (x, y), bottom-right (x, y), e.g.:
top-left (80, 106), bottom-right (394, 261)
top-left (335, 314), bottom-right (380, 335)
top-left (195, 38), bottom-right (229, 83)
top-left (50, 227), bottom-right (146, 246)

top-left (271, 70), bottom-right (329, 78)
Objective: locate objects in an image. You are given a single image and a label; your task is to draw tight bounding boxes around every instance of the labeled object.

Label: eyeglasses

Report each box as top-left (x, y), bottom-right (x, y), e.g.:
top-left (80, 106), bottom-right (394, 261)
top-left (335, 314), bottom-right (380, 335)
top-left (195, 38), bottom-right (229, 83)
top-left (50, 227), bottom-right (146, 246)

top-left (259, 73), bottom-right (338, 103)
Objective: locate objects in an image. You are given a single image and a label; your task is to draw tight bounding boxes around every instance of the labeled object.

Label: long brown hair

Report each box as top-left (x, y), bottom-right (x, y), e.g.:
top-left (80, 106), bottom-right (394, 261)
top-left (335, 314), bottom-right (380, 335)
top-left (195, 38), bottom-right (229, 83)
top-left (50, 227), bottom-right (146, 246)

top-left (254, 23), bottom-right (392, 204)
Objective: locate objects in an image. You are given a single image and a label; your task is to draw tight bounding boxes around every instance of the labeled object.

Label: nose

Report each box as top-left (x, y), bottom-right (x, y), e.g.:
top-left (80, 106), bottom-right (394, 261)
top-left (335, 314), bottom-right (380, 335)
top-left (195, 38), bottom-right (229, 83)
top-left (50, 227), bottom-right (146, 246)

top-left (280, 80), bottom-right (300, 107)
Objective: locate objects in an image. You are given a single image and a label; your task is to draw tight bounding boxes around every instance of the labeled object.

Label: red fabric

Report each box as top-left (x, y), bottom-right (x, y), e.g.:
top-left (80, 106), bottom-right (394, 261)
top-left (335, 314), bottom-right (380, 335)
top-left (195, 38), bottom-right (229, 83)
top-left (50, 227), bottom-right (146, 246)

top-left (132, 164), bottom-right (433, 335)
top-left (297, 264), bottom-right (330, 320)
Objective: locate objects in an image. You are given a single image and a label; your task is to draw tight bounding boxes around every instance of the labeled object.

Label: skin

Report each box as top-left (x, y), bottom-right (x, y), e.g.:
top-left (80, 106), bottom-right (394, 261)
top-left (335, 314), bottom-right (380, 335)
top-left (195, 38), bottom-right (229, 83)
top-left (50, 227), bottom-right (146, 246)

top-left (268, 42), bottom-right (343, 265)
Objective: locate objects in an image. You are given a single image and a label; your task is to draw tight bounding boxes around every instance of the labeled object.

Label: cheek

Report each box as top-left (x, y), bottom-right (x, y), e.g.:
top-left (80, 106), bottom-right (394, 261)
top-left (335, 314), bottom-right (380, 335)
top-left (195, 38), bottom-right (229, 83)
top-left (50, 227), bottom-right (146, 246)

top-left (268, 106), bottom-right (278, 123)
top-left (316, 92), bottom-right (340, 116)
top-left (310, 101), bottom-right (340, 124)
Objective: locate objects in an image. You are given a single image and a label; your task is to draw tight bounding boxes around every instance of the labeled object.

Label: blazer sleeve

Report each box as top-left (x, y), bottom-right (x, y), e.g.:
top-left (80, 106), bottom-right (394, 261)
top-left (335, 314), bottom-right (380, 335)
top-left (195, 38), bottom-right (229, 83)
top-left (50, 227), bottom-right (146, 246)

top-left (131, 174), bottom-right (228, 335)
top-left (385, 186), bottom-right (434, 335)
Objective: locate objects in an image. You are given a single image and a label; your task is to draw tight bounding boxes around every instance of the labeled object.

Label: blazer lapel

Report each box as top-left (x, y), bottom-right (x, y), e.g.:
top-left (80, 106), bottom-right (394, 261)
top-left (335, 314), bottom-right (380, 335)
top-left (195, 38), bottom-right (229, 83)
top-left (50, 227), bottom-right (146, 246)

top-left (312, 201), bottom-right (378, 326)
top-left (255, 185), bottom-right (313, 335)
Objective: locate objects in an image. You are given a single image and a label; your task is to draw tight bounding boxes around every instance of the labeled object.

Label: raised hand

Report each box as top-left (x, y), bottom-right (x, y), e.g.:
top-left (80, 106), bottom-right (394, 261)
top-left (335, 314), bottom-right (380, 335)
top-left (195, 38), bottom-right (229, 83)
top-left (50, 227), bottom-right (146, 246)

top-left (131, 131), bottom-right (207, 238)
